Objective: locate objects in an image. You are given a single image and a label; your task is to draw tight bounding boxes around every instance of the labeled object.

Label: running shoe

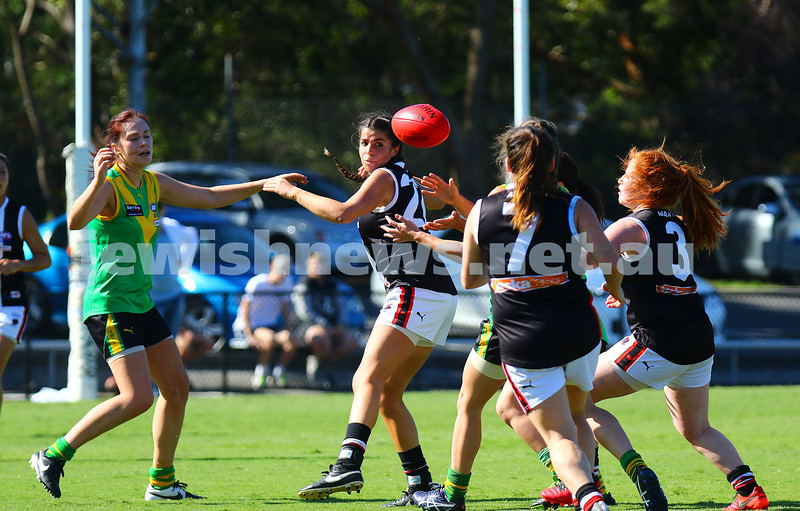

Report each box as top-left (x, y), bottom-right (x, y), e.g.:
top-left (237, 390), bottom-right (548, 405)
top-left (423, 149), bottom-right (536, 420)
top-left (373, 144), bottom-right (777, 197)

top-left (381, 482), bottom-right (440, 507)
top-left (144, 481), bottom-right (204, 500)
top-left (589, 502), bottom-right (610, 511)
top-left (634, 467), bottom-right (668, 511)
top-left (412, 486), bottom-right (466, 511)
top-left (724, 485), bottom-right (769, 510)
top-left (530, 496), bottom-right (560, 509)
top-left (29, 450), bottom-right (65, 499)
top-left (297, 462), bottom-right (364, 500)
top-left (540, 480), bottom-right (576, 507)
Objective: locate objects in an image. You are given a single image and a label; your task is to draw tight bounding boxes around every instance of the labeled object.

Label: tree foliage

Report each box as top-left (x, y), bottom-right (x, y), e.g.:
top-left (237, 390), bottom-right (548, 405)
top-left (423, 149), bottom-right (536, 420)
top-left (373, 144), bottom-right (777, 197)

top-left (1, 0), bottom-right (798, 221)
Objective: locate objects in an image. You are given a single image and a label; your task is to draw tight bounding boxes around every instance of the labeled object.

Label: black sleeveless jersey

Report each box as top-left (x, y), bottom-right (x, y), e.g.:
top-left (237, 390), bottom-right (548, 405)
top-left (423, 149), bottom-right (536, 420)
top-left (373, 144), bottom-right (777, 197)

top-left (0, 198), bottom-right (27, 306)
top-left (620, 209), bottom-right (714, 364)
top-left (357, 162), bottom-right (456, 295)
top-left (475, 186), bottom-right (601, 369)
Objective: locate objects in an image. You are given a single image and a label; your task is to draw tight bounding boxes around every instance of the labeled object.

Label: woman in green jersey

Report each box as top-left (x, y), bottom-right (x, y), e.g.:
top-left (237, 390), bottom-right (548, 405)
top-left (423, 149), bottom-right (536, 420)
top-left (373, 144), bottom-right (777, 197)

top-left (30, 109), bottom-right (304, 501)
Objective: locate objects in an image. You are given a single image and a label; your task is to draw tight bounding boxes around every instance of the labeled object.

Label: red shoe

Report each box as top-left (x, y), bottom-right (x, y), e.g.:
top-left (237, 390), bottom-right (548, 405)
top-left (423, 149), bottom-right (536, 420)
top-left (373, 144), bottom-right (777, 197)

top-left (724, 485), bottom-right (769, 510)
top-left (540, 480), bottom-right (576, 507)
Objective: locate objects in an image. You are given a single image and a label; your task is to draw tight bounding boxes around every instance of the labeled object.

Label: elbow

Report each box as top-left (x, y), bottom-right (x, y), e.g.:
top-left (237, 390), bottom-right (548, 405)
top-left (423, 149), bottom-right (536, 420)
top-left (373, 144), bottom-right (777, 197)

top-left (66, 216), bottom-right (82, 231)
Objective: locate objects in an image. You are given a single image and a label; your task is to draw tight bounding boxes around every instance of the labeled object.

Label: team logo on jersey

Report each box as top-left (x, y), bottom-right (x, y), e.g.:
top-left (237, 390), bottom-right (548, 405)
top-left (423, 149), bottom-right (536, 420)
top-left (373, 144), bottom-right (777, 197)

top-left (10, 291), bottom-right (21, 299)
top-left (125, 204), bottom-right (144, 216)
top-left (150, 203), bottom-right (157, 212)
top-left (0, 231), bottom-right (12, 240)
top-left (490, 272), bottom-right (568, 293)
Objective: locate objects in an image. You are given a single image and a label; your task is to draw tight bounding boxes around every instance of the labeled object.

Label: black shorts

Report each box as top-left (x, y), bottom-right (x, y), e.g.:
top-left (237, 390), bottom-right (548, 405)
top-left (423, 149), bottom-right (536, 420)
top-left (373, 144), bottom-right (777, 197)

top-left (85, 307), bottom-right (172, 361)
top-left (471, 318), bottom-right (501, 366)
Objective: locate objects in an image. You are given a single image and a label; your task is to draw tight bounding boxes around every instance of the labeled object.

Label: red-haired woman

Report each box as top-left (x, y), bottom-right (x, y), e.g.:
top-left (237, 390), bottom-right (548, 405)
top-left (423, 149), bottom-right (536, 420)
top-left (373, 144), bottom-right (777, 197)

top-left (29, 109), bottom-right (305, 501)
top-left (586, 146), bottom-right (769, 510)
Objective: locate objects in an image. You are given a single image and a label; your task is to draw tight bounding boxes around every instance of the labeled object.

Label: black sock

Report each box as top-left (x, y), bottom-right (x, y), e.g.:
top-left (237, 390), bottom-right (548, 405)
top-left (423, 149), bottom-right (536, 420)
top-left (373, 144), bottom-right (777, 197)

top-left (338, 422), bottom-right (371, 468)
top-left (398, 445), bottom-right (432, 491)
top-left (727, 464), bottom-right (756, 497)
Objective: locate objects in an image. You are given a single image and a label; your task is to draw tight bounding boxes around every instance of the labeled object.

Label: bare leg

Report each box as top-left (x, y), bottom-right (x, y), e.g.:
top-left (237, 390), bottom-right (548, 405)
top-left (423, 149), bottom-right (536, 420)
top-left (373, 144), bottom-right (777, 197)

top-left (147, 338), bottom-right (190, 469)
top-left (663, 384), bottom-right (744, 474)
top-left (586, 354), bottom-right (638, 460)
top-left (64, 350), bottom-right (155, 449)
top-left (527, 386), bottom-right (595, 495)
top-left (0, 336), bottom-right (17, 419)
top-left (450, 363), bottom-right (505, 474)
top-left (496, 382), bottom-right (549, 452)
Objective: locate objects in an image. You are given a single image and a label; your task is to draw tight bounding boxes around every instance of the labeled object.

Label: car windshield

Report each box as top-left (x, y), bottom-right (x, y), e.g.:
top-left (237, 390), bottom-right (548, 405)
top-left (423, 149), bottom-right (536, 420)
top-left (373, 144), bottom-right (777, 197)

top-left (784, 183), bottom-right (800, 211)
top-left (183, 219), bottom-right (273, 275)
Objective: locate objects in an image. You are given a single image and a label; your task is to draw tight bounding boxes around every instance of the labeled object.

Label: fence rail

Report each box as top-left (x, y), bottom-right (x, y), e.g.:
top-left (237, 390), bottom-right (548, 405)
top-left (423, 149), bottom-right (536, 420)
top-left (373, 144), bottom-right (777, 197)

top-left (9, 287), bottom-right (800, 395)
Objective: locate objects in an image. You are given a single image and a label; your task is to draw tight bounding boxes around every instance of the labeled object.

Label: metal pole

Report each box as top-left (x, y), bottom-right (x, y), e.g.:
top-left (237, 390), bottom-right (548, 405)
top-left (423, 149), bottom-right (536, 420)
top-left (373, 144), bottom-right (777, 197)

top-left (65, 0), bottom-right (97, 401)
top-left (225, 54), bottom-right (235, 161)
top-left (513, 0), bottom-right (530, 125)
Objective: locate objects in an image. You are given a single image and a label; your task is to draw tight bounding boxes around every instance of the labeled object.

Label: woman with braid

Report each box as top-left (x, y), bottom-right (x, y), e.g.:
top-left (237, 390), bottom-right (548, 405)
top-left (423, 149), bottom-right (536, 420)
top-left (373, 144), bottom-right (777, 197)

top-left (586, 145), bottom-right (768, 510)
top-left (264, 111), bottom-right (457, 507)
top-left (30, 109), bottom-right (305, 501)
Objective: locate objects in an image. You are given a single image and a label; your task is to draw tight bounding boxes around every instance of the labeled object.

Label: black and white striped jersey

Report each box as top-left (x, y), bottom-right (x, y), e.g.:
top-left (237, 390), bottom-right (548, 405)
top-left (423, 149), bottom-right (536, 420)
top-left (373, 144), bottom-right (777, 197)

top-left (357, 162), bottom-right (456, 295)
top-left (0, 198), bottom-right (27, 306)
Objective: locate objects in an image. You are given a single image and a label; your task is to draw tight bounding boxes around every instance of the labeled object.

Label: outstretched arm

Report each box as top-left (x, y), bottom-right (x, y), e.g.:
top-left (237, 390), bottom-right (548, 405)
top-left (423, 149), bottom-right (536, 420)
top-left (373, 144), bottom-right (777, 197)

top-left (420, 173), bottom-right (475, 218)
top-left (381, 214), bottom-right (463, 263)
top-left (263, 169), bottom-right (394, 224)
top-left (158, 172), bottom-right (308, 210)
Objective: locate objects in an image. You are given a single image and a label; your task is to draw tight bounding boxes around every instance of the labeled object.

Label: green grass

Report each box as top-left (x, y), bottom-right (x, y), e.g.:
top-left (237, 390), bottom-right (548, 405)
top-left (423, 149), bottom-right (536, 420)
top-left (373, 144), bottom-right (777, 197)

top-left (2, 387), bottom-right (798, 510)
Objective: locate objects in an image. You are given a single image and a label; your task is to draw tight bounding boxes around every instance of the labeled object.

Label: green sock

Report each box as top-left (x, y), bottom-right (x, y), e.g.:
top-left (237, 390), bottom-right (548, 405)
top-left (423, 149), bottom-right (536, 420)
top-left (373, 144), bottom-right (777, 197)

top-left (443, 467), bottom-right (471, 501)
top-left (620, 449), bottom-right (646, 482)
top-left (46, 437), bottom-right (76, 461)
top-left (149, 466), bottom-right (176, 489)
top-left (537, 447), bottom-right (558, 484)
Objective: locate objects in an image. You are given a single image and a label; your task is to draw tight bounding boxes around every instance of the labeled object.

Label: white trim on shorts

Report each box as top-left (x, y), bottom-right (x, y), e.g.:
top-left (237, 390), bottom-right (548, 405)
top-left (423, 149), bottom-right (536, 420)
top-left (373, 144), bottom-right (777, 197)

top-left (468, 349), bottom-right (506, 380)
top-left (107, 344), bottom-right (146, 364)
top-left (603, 334), bottom-right (713, 390)
top-left (375, 286), bottom-right (457, 347)
top-left (0, 306), bottom-right (27, 343)
top-left (503, 342), bottom-right (601, 413)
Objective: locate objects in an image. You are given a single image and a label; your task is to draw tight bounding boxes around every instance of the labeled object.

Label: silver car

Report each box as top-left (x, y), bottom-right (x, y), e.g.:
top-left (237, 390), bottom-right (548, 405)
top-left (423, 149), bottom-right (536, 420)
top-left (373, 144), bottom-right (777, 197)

top-left (709, 175), bottom-right (800, 281)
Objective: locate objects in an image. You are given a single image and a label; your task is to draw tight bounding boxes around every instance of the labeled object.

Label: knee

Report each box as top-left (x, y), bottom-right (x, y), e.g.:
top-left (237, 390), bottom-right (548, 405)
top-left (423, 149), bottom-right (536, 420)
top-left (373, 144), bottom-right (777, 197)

top-left (379, 387), bottom-right (404, 418)
top-left (496, 398), bottom-right (518, 426)
top-left (158, 373), bottom-right (190, 406)
top-left (120, 389), bottom-right (155, 416)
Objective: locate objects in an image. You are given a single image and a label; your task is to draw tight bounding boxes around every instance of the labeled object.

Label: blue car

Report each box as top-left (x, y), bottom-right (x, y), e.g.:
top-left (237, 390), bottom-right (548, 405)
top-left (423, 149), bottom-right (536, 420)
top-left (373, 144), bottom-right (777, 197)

top-left (24, 209), bottom-right (365, 344)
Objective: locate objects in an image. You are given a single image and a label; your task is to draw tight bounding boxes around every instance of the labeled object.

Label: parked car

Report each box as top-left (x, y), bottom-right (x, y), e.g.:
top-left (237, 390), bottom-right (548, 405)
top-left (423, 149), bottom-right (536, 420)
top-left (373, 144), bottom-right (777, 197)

top-left (704, 175), bottom-right (800, 281)
top-left (23, 210), bottom-right (257, 339)
top-left (370, 228), bottom-right (727, 343)
top-left (148, 161), bottom-right (370, 275)
top-left (24, 209), bottom-right (366, 345)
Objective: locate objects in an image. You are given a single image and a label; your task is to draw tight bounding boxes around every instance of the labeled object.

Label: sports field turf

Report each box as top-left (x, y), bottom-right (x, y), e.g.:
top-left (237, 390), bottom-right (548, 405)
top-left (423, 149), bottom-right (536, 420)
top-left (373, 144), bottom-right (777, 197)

top-left (1, 386), bottom-right (797, 510)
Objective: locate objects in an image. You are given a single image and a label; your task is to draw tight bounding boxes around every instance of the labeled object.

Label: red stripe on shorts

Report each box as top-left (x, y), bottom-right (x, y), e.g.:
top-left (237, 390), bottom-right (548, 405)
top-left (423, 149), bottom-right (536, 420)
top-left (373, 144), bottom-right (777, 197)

top-left (392, 286), bottom-right (414, 328)
top-left (503, 363), bottom-right (534, 414)
top-left (613, 338), bottom-right (647, 372)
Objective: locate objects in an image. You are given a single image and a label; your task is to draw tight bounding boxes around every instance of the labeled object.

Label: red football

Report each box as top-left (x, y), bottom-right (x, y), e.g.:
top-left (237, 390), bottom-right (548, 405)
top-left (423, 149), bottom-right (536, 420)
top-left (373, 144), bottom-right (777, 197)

top-left (391, 104), bottom-right (450, 148)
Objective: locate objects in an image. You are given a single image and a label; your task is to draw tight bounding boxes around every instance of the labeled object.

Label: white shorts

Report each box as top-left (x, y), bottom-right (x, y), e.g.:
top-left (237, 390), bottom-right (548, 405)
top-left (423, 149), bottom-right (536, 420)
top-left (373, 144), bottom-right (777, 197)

top-left (468, 349), bottom-right (506, 380)
top-left (503, 342), bottom-right (601, 414)
top-left (603, 335), bottom-right (713, 390)
top-left (375, 286), bottom-right (457, 347)
top-left (0, 306), bottom-right (27, 343)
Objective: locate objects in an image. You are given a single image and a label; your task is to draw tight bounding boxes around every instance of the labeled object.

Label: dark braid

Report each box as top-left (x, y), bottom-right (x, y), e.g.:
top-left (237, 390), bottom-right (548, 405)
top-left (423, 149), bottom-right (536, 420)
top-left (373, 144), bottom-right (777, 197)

top-left (323, 147), bottom-right (366, 183)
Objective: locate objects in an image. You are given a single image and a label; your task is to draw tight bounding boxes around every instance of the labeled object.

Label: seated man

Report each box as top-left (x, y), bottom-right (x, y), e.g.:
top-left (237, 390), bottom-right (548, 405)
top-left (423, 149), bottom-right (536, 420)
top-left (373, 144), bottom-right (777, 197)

top-left (292, 252), bottom-right (363, 389)
top-left (233, 254), bottom-right (298, 388)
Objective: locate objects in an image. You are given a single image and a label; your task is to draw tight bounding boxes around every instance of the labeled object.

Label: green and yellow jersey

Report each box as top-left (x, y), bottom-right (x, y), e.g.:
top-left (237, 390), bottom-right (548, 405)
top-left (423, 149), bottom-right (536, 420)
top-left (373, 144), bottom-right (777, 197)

top-left (83, 165), bottom-right (160, 320)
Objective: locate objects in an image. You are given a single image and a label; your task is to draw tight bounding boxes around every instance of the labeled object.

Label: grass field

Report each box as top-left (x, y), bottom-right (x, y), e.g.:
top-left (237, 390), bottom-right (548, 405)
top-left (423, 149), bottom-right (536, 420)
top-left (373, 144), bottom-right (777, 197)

top-left (2, 386), bottom-right (797, 510)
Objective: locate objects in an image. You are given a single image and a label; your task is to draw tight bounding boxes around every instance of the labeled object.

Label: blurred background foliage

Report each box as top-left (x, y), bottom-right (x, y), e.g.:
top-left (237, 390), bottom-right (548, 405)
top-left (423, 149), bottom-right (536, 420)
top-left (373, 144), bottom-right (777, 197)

top-left (1, 0), bottom-right (798, 222)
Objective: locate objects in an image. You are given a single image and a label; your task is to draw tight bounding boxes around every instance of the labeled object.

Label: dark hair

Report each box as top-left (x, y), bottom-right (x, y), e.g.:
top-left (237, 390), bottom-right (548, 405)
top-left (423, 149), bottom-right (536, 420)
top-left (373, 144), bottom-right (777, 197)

top-left (328, 111), bottom-right (404, 183)
top-left (556, 152), bottom-right (605, 220)
top-left (0, 153), bottom-right (9, 168)
top-left (494, 123), bottom-right (558, 231)
top-left (105, 108), bottom-right (149, 147)
top-left (621, 144), bottom-right (728, 252)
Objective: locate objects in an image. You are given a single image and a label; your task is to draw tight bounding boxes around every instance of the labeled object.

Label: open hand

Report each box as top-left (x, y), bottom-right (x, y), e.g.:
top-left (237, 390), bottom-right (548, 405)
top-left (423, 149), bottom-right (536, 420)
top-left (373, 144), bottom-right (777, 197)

top-left (382, 214), bottom-right (420, 242)
top-left (423, 211), bottom-right (466, 232)
top-left (420, 173), bottom-right (459, 204)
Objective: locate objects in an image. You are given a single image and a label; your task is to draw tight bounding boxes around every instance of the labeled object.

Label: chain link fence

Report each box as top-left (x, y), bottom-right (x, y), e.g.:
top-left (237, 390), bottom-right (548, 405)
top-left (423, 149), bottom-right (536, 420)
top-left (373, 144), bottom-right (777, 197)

top-left (9, 286), bottom-right (800, 395)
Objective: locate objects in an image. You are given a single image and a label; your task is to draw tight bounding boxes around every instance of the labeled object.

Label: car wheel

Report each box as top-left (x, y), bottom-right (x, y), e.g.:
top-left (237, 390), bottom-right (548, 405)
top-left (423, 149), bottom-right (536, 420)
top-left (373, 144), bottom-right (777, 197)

top-left (24, 276), bottom-right (51, 336)
top-left (183, 295), bottom-right (225, 343)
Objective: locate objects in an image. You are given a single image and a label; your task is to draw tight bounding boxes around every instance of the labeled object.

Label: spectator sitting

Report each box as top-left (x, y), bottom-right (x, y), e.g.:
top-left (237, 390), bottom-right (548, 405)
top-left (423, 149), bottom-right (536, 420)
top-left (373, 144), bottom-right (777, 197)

top-left (292, 252), bottom-right (363, 389)
top-left (233, 253), bottom-right (298, 389)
